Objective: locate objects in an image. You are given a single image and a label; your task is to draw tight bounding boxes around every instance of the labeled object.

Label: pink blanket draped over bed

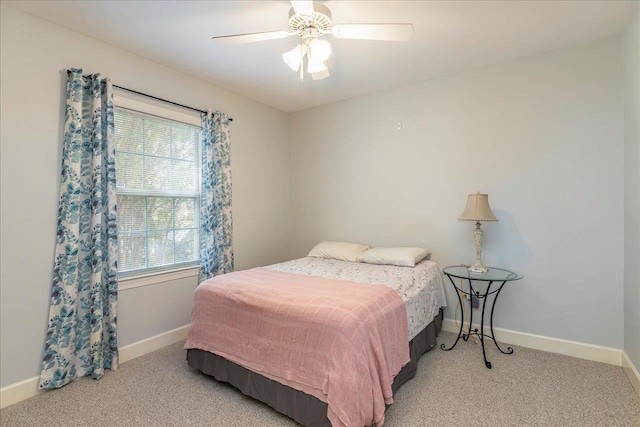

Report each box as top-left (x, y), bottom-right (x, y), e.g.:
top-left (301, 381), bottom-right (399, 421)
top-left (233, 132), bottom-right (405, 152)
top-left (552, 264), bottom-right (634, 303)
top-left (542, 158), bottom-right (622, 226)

top-left (185, 267), bottom-right (410, 427)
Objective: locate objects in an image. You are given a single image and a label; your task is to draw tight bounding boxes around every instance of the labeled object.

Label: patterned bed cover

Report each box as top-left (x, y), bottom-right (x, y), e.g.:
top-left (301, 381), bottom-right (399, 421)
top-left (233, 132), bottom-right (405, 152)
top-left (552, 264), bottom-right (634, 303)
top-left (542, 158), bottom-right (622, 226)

top-left (266, 257), bottom-right (447, 341)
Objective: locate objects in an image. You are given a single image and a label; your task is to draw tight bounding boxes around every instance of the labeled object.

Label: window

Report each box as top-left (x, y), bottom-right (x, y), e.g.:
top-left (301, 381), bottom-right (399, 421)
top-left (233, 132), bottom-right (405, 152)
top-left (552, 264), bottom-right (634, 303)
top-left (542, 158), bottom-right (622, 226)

top-left (114, 105), bottom-right (201, 276)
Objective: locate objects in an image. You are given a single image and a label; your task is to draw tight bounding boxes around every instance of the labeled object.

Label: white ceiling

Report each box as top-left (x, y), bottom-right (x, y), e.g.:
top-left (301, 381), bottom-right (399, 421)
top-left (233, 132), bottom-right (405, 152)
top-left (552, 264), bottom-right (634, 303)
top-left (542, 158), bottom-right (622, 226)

top-left (6, 1), bottom-right (637, 112)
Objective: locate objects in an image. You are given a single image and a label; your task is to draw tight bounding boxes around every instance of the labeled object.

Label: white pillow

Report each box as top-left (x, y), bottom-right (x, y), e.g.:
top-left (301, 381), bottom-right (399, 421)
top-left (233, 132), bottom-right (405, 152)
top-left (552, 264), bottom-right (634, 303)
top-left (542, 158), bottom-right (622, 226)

top-left (307, 241), bottom-right (371, 263)
top-left (358, 247), bottom-right (431, 267)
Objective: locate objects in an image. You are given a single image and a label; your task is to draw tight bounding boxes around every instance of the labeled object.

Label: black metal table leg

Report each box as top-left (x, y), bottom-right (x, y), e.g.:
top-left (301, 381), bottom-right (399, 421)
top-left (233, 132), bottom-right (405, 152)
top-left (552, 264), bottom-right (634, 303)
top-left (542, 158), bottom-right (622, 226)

top-left (479, 281), bottom-right (494, 368)
top-left (440, 274), bottom-right (466, 351)
top-left (465, 279), bottom-right (474, 342)
top-left (489, 280), bottom-right (514, 355)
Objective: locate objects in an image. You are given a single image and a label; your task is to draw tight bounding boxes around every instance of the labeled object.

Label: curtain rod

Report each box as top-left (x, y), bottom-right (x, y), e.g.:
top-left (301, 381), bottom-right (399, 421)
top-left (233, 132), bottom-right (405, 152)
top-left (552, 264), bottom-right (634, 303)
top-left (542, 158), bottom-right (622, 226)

top-left (66, 70), bottom-right (233, 121)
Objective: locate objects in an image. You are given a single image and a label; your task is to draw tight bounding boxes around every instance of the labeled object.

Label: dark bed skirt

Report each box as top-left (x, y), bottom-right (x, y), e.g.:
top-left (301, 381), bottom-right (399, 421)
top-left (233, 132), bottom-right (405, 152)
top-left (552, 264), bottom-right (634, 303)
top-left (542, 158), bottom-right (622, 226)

top-left (186, 309), bottom-right (443, 427)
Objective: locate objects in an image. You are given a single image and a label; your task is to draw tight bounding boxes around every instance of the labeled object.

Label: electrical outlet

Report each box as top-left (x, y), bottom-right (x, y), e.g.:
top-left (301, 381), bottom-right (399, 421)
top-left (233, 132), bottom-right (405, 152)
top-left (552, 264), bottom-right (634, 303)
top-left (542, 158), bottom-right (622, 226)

top-left (471, 295), bottom-right (480, 309)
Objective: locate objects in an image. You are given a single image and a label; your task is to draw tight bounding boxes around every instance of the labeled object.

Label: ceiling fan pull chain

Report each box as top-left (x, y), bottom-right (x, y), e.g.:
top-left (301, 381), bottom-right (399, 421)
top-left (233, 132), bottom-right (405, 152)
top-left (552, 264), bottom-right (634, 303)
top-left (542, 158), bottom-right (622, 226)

top-left (300, 43), bottom-right (305, 81)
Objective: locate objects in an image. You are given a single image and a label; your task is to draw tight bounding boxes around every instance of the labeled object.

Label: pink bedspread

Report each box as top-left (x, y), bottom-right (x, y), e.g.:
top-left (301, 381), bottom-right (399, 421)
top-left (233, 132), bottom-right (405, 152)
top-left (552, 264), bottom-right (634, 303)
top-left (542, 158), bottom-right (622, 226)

top-left (185, 267), bottom-right (410, 427)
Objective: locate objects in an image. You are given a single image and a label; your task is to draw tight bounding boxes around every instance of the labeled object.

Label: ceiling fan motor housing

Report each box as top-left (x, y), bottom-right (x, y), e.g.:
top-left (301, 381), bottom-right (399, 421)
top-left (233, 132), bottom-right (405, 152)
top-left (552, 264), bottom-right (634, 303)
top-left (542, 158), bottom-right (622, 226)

top-left (288, 3), bottom-right (332, 35)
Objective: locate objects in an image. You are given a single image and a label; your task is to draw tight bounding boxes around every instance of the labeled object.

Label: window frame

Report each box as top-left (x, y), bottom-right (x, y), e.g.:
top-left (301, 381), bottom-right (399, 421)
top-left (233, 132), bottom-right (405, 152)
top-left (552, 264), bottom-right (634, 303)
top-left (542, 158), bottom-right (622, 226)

top-left (114, 93), bottom-right (202, 286)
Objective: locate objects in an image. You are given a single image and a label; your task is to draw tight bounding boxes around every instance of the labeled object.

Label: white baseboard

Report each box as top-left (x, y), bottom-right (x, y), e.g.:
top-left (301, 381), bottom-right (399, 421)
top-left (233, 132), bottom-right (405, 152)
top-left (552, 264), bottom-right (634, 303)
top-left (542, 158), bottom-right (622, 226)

top-left (0, 324), bottom-right (190, 410)
top-left (441, 319), bottom-right (622, 366)
top-left (119, 324), bottom-right (190, 363)
top-left (0, 376), bottom-right (41, 410)
top-left (622, 351), bottom-right (640, 397)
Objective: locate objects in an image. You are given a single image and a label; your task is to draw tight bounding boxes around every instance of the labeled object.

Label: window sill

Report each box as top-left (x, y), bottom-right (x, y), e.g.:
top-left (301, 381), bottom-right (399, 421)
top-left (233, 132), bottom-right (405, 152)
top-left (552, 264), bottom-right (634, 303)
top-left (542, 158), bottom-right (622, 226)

top-left (119, 266), bottom-right (200, 291)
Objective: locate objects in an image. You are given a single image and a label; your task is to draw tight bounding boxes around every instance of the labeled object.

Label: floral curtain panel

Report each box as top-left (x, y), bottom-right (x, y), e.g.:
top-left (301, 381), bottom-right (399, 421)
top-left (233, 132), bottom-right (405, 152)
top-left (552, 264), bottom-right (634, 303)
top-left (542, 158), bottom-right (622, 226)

top-left (40, 69), bottom-right (119, 389)
top-left (200, 110), bottom-right (234, 281)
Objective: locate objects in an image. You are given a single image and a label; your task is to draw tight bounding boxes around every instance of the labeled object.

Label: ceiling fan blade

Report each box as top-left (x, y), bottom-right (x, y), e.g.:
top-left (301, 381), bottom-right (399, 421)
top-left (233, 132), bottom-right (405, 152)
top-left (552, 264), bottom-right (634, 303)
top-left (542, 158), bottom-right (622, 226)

top-left (212, 30), bottom-right (293, 45)
top-left (290, 0), bottom-right (314, 16)
top-left (331, 24), bottom-right (414, 42)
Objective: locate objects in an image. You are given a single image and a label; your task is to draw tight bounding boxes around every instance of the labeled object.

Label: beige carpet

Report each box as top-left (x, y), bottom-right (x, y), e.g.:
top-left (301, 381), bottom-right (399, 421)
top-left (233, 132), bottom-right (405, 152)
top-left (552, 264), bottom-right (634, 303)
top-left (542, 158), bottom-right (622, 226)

top-left (1, 332), bottom-right (639, 426)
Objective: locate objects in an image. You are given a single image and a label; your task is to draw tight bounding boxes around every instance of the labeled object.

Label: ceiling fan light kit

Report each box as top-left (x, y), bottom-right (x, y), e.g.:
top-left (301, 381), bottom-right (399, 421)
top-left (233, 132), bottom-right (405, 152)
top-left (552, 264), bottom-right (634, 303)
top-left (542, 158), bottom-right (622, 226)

top-left (211, 0), bottom-right (413, 81)
top-left (284, 5), bottom-right (333, 81)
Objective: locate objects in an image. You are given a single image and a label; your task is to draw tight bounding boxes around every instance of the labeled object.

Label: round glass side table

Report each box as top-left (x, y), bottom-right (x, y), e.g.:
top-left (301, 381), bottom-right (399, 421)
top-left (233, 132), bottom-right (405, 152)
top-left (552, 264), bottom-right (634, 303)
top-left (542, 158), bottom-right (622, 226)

top-left (440, 265), bottom-right (523, 369)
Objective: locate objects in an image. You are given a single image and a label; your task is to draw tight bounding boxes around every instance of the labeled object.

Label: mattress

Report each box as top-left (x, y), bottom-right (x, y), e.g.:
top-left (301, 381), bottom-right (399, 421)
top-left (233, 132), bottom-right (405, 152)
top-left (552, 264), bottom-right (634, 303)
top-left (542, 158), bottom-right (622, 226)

top-left (266, 257), bottom-right (447, 340)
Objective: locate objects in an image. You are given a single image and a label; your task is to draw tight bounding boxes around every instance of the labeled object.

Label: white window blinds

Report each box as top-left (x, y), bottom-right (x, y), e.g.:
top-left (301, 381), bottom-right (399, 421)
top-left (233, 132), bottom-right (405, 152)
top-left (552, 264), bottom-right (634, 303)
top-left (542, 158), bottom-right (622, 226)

top-left (114, 107), bottom-right (201, 275)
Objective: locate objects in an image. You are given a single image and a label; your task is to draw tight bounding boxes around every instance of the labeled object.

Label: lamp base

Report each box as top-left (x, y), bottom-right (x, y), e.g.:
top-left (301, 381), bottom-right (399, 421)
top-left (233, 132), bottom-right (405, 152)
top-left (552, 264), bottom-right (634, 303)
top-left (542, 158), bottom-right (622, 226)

top-left (468, 221), bottom-right (488, 274)
top-left (468, 262), bottom-right (488, 274)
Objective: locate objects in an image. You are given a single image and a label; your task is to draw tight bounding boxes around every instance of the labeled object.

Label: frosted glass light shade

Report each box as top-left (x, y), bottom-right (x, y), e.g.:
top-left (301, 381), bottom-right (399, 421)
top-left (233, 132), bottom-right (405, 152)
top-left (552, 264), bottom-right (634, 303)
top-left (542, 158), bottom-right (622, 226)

top-left (283, 44), bottom-right (305, 71)
top-left (309, 39), bottom-right (331, 61)
top-left (307, 57), bottom-right (328, 74)
top-left (459, 192), bottom-right (498, 222)
top-left (311, 69), bottom-right (330, 80)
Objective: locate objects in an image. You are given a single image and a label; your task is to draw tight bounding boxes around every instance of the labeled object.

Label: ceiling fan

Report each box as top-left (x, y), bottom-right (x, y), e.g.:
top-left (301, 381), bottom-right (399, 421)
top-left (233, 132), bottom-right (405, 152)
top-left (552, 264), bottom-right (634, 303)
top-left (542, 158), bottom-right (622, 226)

top-left (211, 0), bottom-right (413, 81)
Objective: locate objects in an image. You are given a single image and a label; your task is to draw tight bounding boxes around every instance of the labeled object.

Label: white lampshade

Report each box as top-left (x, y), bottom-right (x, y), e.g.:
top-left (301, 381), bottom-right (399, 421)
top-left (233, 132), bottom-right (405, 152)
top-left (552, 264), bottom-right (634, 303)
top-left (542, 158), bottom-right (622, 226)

top-left (459, 192), bottom-right (498, 222)
top-left (283, 44), bottom-right (306, 71)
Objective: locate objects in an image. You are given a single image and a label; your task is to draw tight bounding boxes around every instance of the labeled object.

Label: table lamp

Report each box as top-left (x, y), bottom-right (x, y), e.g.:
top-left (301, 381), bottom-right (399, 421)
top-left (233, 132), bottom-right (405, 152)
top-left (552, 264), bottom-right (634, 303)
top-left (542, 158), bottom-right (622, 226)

top-left (459, 192), bottom-right (498, 273)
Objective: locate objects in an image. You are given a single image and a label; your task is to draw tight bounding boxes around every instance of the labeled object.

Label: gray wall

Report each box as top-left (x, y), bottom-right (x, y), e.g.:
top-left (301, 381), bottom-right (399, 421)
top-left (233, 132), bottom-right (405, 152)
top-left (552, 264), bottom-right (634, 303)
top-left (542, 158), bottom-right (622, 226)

top-left (290, 37), bottom-right (625, 349)
top-left (624, 5), bottom-right (640, 371)
top-left (0, 5), bottom-right (292, 388)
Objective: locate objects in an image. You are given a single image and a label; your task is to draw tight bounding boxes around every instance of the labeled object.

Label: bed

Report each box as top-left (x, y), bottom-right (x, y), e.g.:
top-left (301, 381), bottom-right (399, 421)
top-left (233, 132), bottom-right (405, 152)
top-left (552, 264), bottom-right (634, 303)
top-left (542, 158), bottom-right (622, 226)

top-left (185, 256), bottom-right (446, 427)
